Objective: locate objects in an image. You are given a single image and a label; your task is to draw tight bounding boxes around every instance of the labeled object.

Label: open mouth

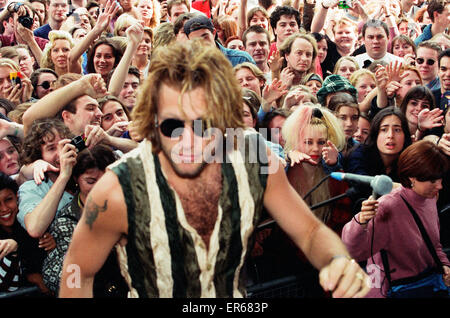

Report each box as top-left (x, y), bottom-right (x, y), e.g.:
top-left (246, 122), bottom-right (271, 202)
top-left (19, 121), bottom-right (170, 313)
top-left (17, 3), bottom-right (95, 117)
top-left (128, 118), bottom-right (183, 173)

top-left (0, 213), bottom-right (11, 219)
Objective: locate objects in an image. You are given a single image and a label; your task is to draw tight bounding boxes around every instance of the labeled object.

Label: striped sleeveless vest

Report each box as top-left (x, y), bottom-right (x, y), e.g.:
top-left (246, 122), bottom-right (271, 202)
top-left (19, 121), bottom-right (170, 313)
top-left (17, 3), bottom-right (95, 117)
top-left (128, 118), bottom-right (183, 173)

top-left (109, 133), bottom-right (269, 298)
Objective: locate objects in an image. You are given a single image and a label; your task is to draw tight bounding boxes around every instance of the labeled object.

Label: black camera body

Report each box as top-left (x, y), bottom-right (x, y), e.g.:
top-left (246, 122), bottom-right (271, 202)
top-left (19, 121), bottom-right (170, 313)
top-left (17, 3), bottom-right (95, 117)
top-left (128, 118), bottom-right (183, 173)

top-left (18, 15), bottom-right (33, 29)
top-left (13, 2), bottom-right (33, 29)
top-left (71, 135), bottom-right (87, 152)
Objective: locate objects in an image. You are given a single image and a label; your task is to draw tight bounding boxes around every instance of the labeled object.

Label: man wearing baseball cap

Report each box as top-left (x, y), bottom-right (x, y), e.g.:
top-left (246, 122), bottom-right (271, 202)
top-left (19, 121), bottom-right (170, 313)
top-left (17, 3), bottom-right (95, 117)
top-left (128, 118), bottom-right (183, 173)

top-left (183, 14), bottom-right (255, 67)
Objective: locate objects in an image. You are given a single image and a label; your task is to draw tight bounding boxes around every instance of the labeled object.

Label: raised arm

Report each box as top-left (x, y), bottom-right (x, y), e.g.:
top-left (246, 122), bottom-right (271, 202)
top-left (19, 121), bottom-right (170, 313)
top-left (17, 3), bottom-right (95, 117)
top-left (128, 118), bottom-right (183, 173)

top-left (69, 0), bottom-right (120, 73)
top-left (237, 0), bottom-right (247, 39)
top-left (59, 170), bottom-right (127, 298)
top-left (310, 0), bottom-right (338, 33)
top-left (22, 74), bottom-right (107, 135)
top-left (108, 23), bottom-right (143, 97)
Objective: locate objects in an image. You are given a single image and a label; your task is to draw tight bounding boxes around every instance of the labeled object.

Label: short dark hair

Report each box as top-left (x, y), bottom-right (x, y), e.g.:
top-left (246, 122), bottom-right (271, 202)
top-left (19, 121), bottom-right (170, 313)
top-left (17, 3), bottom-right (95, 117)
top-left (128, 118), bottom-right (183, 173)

top-left (427, 0), bottom-right (448, 23)
top-left (173, 12), bottom-right (200, 35)
top-left (362, 19), bottom-right (389, 38)
top-left (269, 6), bottom-right (300, 34)
top-left (399, 86), bottom-right (436, 115)
top-left (398, 140), bottom-right (449, 188)
top-left (390, 34), bottom-right (417, 54)
top-left (30, 68), bottom-right (58, 99)
top-left (72, 144), bottom-right (117, 180)
top-left (438, 48), bottom-right (450, 67)
top-left (327, 92), bottom-right (359, 113)
top-left (242, 25), bottom-right (270, 47)
top-left (0, 172), bottom-right (19, 194)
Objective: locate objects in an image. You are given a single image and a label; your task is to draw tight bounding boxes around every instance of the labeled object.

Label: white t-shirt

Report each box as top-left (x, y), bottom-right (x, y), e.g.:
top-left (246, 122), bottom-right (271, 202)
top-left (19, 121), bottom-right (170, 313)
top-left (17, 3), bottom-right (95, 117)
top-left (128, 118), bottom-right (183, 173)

top-left (354, 52), bottom-right (404, 69)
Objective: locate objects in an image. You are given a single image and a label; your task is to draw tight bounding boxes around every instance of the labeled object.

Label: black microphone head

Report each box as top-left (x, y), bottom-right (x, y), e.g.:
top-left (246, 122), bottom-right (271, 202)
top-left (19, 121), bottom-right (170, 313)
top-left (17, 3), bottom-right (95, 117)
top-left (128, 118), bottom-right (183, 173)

top-left (371, 175), bottom-right (393, 197)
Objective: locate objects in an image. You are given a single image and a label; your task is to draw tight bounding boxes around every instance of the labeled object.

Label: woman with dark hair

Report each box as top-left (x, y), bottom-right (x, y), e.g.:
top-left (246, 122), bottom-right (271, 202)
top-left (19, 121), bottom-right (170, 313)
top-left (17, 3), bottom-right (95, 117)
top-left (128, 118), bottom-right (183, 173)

top-left (398, 85), bottom-right (442, 140)
top-left (98, 95), bottom-right (131, 137)
top-left (0, 173), bottom-right (50, 294)
top-left (30, 68), bottom-right (58, 100)
top-left (87, 38), bottom-right (123, 82)
top-left (345, 106), bottom-right (413, 182)
top-left (42, 144), bottom-right (128, 297)
top-left (342, 140), bottom-right (450, 298)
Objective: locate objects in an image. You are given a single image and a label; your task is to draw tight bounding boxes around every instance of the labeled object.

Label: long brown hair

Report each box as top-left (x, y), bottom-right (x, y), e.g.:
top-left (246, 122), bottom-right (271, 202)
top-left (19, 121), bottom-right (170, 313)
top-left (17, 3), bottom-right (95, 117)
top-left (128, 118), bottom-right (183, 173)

top-left (131, 39), bottom-right (245, 152)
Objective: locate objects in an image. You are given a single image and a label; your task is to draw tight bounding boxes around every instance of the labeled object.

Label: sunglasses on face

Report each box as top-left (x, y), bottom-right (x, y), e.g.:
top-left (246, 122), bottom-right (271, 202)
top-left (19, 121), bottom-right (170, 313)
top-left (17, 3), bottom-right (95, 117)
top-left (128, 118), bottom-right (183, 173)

top-left (156, 118), bottom-right (209, 138)
top-left (37, 80), bottom-right (55, 89)
top-left (416, 57), bottom-right (436, 66)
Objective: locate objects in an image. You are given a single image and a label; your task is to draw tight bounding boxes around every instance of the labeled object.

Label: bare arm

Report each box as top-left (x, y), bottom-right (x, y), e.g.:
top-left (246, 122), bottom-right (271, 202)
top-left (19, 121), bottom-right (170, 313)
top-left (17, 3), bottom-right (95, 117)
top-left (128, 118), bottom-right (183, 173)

top-left (237, 0), bottom-right (247, 39)
top-left (310, 3), bottom-right (329, 33)
top-left (59, 170), bottom-right (127, 298)
top-left (16, 24), bottom-right (43, 67)
top-left (108, 23), bottom-right (143, 97)
top-left (69, 0), bottom-right (119, 73)
top-left (263, 149), bottom-right (370, 297)
top-left (24, 140), bottom-right (76, 238)
top-left (359, 87), bottom-right (378, 114)
top-left (22, 74), bottom-right (106, 135)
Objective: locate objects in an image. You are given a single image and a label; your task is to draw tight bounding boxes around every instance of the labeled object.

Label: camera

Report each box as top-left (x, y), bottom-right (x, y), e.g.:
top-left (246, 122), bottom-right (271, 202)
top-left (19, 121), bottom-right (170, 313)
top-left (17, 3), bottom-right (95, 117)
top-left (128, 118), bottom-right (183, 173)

top-left (70, 135), bottom-right (87, 152)
top-left (13, 2), bottom-right (33, 29)
top-left (338, 0), bottom-right (352, 9)
top-left (9, 72), bottom-right (23, 88)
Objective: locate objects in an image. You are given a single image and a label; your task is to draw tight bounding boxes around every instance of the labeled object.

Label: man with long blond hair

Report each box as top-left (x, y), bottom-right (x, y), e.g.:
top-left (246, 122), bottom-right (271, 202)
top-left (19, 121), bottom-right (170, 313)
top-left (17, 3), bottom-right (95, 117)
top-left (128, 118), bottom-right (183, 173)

top-left (59, 39), bottom-right (370, 298)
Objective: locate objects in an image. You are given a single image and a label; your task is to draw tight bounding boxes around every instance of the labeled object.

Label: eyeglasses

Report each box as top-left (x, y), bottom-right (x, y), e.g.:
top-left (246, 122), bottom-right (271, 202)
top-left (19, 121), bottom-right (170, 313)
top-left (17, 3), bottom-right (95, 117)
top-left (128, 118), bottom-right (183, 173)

top-left (37, 80), bottom-right (55, 89)
top-left (156, 118), bottom-right (208, 138)
top-left (416, 57), bottom-right (436, 66)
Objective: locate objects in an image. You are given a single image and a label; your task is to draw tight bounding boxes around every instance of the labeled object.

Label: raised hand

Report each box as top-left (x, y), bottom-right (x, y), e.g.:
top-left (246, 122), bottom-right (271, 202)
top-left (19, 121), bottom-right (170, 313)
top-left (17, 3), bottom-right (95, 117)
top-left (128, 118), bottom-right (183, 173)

top-left (262, 78), bottom-right (288, 105)
top-left (280, 67), bottom-right (295, 89)
top-left (106, 121), bottom-right (129, 137)
top-left (82, 74), bottom-right (108, 99)
top-left (268, 49), bottom-right (283, 74)
top-left (57, 139), bottom-right (77, 179)
top-left (84, 124), bottom-right (109, 148)
top-left (322, 140), bottom-right (338, 166)
top-left (374, 65), bottom-right (388, 90)
top-left (386, 61), bottom-right (404, 83)
top-left (126, 22), bottom-right (144, 46)
top-left (95, 0), bottom-right (120, 32)
top-left (31, 159), bottom-right (60, 185)
top-left (0, 239), bottom-right (18, 259)
top-left (417, 108), bottom-right (444, 131)
top-left (287, 149), bottom-right (317, 167)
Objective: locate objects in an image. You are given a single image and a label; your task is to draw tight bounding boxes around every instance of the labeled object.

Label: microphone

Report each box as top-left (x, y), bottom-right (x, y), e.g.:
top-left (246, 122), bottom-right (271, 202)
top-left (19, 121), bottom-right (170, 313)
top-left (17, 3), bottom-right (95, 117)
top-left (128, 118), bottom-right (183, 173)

top-left (330, 172), bottom-right (393, 199)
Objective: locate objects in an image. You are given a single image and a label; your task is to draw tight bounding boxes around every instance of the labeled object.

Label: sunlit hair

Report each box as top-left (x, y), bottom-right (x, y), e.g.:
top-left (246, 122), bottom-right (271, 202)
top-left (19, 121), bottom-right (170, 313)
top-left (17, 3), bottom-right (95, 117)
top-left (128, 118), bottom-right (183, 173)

top-left (333, 56), bottom-right (360, 75)
top-left (134, 0), bottom-right (160, 28)
top-left (247, 6), bottom-right (269, 26)
top-left (282, 105), bottom-right (346, 154)
top-left (332, 17), bottom-right (357, 34)
top-left (396, 64), bottom-right (423, 105)
top-left (114, 14), bottom-right (139, 36)
top-left (0, 58), bottom-right (20, 72)
top-left (398, 140), bottom-right (449, 188)
top-left (279, 32), bottom-right (318, 75)
top-left (41, 30), bottom-right (76, 70)
top-left (152, 22), bottom-right (176, 51)
top-left (349, 69), bottom-right (376, 88)
top-left (233, 62), bottom-right (266, 86)
top-left (131, 40), bottom-right (245, 152)
top-left (390, 34), bottom-right (417, 55)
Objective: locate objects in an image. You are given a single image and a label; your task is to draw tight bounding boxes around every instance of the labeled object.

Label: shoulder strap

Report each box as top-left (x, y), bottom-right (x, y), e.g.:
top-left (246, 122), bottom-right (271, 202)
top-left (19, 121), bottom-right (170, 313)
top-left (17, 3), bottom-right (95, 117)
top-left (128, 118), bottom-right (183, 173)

top-left (400, 195), bottom-right (443, 272)
top-left (380, 249), bottom-right (392, 285)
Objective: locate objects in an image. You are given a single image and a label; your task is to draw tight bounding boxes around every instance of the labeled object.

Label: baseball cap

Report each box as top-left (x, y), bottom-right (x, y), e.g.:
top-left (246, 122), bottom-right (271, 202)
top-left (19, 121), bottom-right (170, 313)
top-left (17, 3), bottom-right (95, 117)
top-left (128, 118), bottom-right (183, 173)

top-left (183, 15), bottom-right (215, 37)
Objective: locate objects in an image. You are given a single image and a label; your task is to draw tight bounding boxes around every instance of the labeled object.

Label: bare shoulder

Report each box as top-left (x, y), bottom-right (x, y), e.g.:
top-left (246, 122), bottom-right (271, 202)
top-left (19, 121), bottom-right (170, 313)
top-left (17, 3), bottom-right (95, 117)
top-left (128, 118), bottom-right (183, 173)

top-left (81, 169), bottom-right (128, 236)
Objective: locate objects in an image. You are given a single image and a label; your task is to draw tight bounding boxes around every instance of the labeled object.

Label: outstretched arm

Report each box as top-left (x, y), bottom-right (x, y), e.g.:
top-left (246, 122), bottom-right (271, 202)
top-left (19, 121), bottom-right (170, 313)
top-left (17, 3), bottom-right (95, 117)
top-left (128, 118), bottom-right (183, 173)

top-left (108, 22), bottom-right (144, 97)
top-left (69, 0), bottom-right (120, 73)
top-left (22, 74), bottom-right (107, 135)
top-left (59, 170), bottom-right (127, 298)
top-left (263, 149), bottom-right (370, 298)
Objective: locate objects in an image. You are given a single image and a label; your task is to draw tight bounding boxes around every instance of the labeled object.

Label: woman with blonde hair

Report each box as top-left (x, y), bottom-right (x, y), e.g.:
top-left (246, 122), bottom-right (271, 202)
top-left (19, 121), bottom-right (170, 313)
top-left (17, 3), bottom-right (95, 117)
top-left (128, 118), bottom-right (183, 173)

top-left (40, 31), bottom-right (81, 76)
top-left (114, 13), bottom-right (140, 36)
top-left (333, 56), bottom-right (360, 80)
top-left (135, 0), bottom-right (160, 29)
top-left (283, 105), bottom-right (349, 230)
top-left (350, 69), bottom-right (377, 104)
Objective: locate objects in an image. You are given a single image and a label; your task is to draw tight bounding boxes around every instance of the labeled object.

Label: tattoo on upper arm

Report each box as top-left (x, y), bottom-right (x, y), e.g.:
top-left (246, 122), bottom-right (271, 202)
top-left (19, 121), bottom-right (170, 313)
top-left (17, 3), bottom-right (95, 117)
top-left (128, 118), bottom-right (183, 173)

top-left (84, 196), bottom-right (108, 230)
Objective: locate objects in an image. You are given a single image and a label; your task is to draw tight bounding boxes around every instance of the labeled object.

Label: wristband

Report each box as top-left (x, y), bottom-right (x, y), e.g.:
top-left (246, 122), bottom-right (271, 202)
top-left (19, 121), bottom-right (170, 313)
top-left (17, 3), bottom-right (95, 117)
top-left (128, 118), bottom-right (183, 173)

top-left (13, 125), bottom-right (19, 137)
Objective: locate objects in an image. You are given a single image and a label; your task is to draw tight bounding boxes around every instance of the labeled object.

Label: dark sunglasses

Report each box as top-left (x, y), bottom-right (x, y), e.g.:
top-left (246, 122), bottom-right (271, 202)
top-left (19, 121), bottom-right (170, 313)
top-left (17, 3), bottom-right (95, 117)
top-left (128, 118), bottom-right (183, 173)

top-left (416, 57), bottom-right (436, 66)
top-left (37, 80), bottom-right (55, 89)
top-left (156, 118), bottom-right (209, 138)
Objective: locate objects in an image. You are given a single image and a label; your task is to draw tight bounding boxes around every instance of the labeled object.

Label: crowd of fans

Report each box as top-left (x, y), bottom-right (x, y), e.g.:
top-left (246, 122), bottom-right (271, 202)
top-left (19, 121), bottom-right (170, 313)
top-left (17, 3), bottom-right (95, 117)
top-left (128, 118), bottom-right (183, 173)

top-left (0, 0), bottom-right (449, 298)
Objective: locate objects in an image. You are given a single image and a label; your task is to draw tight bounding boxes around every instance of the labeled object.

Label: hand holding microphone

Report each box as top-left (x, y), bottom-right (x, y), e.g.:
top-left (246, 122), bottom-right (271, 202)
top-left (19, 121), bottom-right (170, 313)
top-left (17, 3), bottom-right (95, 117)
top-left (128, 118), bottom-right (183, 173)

top-left (359, 196), bottom-right (379, 225)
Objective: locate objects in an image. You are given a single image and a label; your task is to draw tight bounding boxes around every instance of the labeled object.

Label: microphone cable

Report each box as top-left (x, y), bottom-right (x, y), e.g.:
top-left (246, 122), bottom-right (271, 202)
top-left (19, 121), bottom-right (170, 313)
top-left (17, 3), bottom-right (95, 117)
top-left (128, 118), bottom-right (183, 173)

top-left (303, 174), bottom-right (330, 201)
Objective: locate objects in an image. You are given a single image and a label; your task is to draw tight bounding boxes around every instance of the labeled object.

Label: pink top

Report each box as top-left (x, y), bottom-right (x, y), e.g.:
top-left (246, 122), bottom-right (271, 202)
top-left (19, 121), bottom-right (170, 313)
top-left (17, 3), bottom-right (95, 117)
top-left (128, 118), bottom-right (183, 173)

top-left (342, 186), bottom-right (450, 298)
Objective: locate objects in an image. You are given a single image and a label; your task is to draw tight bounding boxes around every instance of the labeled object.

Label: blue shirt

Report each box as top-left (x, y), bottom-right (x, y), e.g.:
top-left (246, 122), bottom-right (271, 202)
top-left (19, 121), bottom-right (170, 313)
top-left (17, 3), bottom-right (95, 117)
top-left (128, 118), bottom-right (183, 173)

top-left (414, 24), bottom-right (432, 45)
top-left (217, 42), bottom-right (255, 67)
top-left (33, 24), bottom-right (52, 41)
top-left (426, 76), bottom-right (441, 92)
top-left (17, 179), bottom-right (74, 230)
